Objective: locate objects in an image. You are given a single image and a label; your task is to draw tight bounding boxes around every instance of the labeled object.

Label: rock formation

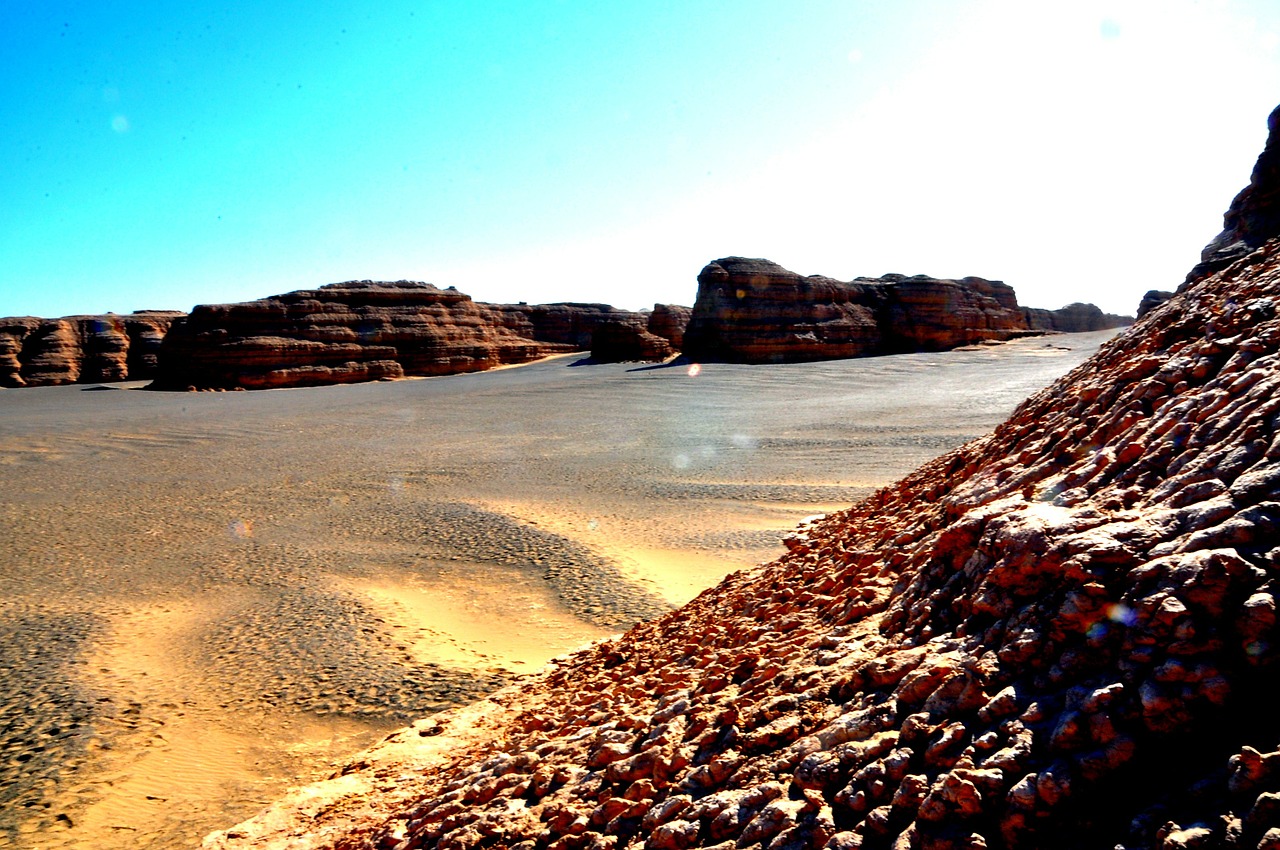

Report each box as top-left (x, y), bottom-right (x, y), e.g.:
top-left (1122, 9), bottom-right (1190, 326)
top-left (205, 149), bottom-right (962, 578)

top-left (1136, 290), bottom-right (1174, 320)
top-left (588, 305), bottom-right (695, 363)
top-left (209, 104), bottom-right (1280, 850)
top-left (648, 305), bottom-right (693, 351)
top-left (0, 312), bottom-right (183, 388)
top-left (681, 260), bottom-right (1129, 364)
top-left (590, 321), bottom-right (676, 363)
top-left (149, 282), bottom-right (682, 390)
top-left (1022, 302), bottom-right (1133, 334)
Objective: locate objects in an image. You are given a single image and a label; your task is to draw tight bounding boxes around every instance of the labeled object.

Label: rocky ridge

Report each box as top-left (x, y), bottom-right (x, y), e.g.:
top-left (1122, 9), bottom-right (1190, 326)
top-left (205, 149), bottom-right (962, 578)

top-left (209, 104), bottom-right (1280, 850)
top-left (0, 311), bottom-right (183, 388)
top-left (150, 282), bottom-right (688, 390)
top-left (681, 261), bottom-right (1130, 364)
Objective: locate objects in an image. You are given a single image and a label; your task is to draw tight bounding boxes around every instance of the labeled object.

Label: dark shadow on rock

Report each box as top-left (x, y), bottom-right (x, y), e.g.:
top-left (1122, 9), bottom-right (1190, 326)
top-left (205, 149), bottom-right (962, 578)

top-left (80, 385), bottom-right (121, 391)
top-left (624, 355), bottom-right (692, 373)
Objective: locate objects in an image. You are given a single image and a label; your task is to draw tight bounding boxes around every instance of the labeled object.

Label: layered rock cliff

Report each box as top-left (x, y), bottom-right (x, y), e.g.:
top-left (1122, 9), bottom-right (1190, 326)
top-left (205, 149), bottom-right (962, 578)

top-left (209, 104), bottom-right (1280, 850)
top-left (0, 312), bottom-right (183, 388)
top-left (681, 261), bottom-right (1129, 364)
top-left (150, 282), bottom-right (681, 390)
top-left (1022, 302), bottom-right (1133, 334)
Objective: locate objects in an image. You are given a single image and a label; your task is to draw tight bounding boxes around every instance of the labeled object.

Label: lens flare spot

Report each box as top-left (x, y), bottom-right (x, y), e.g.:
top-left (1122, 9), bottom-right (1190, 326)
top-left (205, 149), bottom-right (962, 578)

top-left (687, 363), bottom-right (702, 377)
top-left (673, 453), bottom-right (691, 470)
top-left (735, 289), bottom-right (746, 300)
top-left (229, 519), bottom-right (253, 539)
top-left (587, 518), bottom-right (599, 531)
top-left (111, 114), bottom-right (130, 133)
top-left (1106, 603), bottom-right (1136, 626)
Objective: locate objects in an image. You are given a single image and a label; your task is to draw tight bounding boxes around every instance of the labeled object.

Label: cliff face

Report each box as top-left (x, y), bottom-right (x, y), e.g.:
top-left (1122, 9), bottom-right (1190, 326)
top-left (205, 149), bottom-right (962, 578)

top-left (0, 312), bottom-right (183, 388)
top-left (209, 105), bottom-right (1280, 850)
top-left (681, 260), bottom-right (1129, 364)
top-left (1023, 302), bottom-right (1133, 334)
top-left (149, 284), bottom-right (679, 391)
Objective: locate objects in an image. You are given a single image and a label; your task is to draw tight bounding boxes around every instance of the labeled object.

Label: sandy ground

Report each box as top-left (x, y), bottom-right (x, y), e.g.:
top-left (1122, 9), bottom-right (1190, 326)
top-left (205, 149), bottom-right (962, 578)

top-left (0, 331), bottom-right (1114, 848)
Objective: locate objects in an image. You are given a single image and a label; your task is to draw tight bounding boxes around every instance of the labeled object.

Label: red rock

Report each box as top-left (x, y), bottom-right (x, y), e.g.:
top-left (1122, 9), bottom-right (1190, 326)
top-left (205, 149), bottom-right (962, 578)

top-left (680, 258), bottom-right (1125, 364)
top-left (647, 304), bottom-right (692, 350)
top-left (589, 320), bottom-right (675, 363)
top-left (0, 312), bottom-right (183, 387)
top-left (149, 283), bottom-right (674, 390)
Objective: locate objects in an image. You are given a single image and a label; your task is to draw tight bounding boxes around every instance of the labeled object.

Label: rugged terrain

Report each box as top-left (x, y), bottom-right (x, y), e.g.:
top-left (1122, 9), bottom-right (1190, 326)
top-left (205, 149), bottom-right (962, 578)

top-left (209, 107), bottom-right (1280, 849)
top-left (682, 260), bottom-right (1129, 364)
top-left (0, 312), bottom-right (183, 387)
top-left (147, 284), bottom-right (690, 390)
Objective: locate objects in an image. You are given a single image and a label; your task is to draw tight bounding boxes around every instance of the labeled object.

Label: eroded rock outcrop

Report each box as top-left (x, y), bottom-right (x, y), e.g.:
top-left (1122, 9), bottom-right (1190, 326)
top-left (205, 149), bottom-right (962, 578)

top-left (1136, 290), bottom-right (1175, 320)
top-left (209, 107), bottom-right (1280, 850)
top-left (682, 260), bottom-right (1129, 363)
top-left (1023, 302), bottom-right (1133, 334)
top-left (590, 321), bottom-right (676, 363)
top-left (150, 283), bottom-right (677, 390)
top-left (0, 312), bottom-right (183, 388)
top-left (648, 304), bottom-right (693, 352)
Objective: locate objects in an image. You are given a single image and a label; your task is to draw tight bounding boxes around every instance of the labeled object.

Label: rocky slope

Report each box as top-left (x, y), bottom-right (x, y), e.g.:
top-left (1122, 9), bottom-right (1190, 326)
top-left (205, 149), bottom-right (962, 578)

top-left (0, 312), bottom-right (182, 388)
top-left (681, 261), bottom-right (1129, 364)
top-left (150, 282), bottom-right (684, 390)
top-left (209, 104), bottom-right (1280, 850)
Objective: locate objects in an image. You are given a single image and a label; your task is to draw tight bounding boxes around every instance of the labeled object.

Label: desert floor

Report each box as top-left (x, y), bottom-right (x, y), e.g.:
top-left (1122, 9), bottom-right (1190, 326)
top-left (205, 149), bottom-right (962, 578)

top-left (0, 331), bottom-right (1114, 849)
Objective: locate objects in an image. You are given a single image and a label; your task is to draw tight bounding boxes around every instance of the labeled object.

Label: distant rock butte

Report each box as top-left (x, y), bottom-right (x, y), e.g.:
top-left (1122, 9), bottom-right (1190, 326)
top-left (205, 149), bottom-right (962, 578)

top-left (0, 312), bottom-right (183, 388)
top-left (148, 282), bottom-right (689, 390)
top-left (681, 259), bottom-right (1130, 364)
top-left (209, 105), bottom-right (1280, 850)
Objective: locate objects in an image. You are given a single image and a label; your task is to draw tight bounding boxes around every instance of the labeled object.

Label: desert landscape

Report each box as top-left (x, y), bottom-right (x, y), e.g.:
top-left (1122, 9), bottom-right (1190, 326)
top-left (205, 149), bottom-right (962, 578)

top-left (0, 330), bottom-right (1114, 849)
top-left (185, 105), bottom-right (1280, 850)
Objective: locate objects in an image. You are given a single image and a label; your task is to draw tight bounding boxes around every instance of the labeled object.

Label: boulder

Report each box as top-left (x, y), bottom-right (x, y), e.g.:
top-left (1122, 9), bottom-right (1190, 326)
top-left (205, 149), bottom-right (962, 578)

top-left (1136, 290), bottom-right (1175, 320)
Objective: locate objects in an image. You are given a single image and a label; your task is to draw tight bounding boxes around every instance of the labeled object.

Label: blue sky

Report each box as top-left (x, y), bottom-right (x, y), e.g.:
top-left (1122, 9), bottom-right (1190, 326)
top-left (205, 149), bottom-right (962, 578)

top-left (3, 1), bottom-right (1279, 318)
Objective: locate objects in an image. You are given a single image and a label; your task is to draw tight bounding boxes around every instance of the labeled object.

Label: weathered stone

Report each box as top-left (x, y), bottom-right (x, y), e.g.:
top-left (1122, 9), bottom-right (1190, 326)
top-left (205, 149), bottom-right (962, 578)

top-left (150, 282), bottom-right (674, 390)
top-left (0, 312), bottom-right (182, 387)
top-left (681, 258), bottom-right (1126, 364)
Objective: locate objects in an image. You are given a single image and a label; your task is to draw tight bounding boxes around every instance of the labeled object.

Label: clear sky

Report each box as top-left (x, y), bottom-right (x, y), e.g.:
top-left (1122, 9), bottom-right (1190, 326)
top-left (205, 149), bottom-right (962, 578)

top-left (3, 1), bottom-right (1278, 319)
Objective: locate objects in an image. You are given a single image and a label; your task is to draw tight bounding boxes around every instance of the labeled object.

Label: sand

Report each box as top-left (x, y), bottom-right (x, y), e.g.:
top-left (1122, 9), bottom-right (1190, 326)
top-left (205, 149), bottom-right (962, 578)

top-left (0, 331), bottom-right (1114, 848)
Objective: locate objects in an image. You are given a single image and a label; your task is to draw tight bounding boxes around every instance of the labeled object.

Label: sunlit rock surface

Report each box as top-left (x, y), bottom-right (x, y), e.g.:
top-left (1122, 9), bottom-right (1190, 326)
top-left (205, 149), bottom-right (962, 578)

top-left (211, 106), bottom-right (1280, 850)
top-left (150, 282), bottom-right (687, 390)
top-left (682, 259), bottom-right (1128, 364)
top-left (0, 311), bottom-right (183, 388)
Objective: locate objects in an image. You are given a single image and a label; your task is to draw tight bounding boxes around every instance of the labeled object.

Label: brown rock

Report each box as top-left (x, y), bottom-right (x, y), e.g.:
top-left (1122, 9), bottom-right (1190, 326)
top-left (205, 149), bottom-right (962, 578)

top-left (0, 312), bottom-right (183, 387)
top-left (1137, 290), bottom-right (1175, 319)
top-left (1023, 302), bottom-right (1133, 333)
top-left (647, 304), bottom-right (692, 350)
top-left (680, 258), bottom-right (1120, 364)
top-left (149, 283), bottom-right (659, 390)
top-left (589, 320), bottom-right (675, 363)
